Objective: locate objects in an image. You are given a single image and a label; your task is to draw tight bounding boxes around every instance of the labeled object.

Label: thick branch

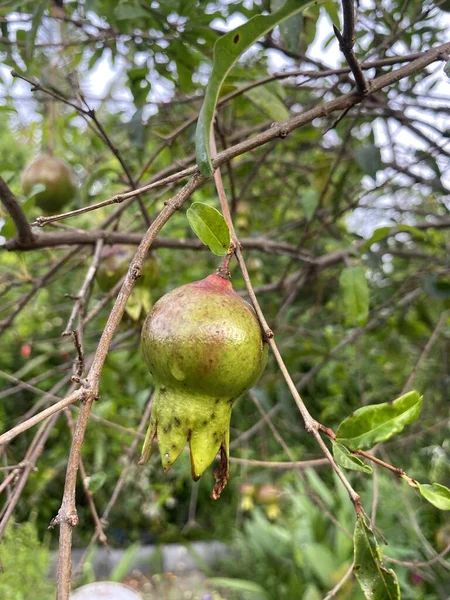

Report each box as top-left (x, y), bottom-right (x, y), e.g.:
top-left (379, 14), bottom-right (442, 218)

top-left (55, 173), bottom-right (204, 600)
top-left (0, 177), bottom-right (35, 246)
top-left (334, 1), bottom-right (368, 93)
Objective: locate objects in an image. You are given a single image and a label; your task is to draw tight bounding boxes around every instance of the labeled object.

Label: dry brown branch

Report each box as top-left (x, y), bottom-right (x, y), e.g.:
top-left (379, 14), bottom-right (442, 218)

top-left (211, 133), bottom-right (362, 513)
top-left (4, 40), bottom-right (448, 242)
top-left (0, 177), bottom-right (34, 246)
top-left (334, 0), bottom-right (368, 93)
top-left (54, 173), bottom-right (204, 599)
top-left (63, 240), bottom-right (104, 335)
top-left (74, 393), bottom-right (153, 578)
top-left (0, 246), bottom-right (81, 336)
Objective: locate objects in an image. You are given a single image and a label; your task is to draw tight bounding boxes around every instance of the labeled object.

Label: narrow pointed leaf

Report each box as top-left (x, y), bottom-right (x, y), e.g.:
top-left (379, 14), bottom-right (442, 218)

top-left (353, 515), bottom-right (401, 600)
top-left (336, 391), bottom-right (422, 451)
top-left (418, 483), bottom-right (450, 510)
top-left (195, 0), bottom-right (321, 176)
top-left (332, 442), bottom-right (373, 474)
top-left (26, 0), bottom-right (46, 61)
top-left (209, 577), bottom-right (269, 597)
top-left (186, 202), bottom-right (230, 256)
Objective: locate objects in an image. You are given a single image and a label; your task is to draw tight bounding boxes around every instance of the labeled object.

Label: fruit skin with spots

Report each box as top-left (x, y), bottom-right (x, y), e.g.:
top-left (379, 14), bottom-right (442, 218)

top-left (139, 273), bottom-right (268, 498)
top-left (21, 155), bottom-right (77, 214)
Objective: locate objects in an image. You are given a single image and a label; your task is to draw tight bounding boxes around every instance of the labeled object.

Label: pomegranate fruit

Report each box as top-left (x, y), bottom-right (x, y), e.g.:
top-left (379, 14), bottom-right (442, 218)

top-left (96, 246), bottom-right (160, 292)
top-left (22, 154), bottom-right (77, 214)
top-left (139, 273), bottom-right (268, 498)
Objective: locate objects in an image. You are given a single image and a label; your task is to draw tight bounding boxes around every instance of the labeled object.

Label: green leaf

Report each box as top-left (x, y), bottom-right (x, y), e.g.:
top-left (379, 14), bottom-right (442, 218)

top-left (360, 224), bottom-right (424, 252)
top-left (87, 471), bottom-right (107, 495)
top-left (126, 287), bottom-right (152, 321)
top-left (339, 266), bottom-right (369, 326)
top-left (355, 144), bottom-right (382, 180)
top-left (195, 0), bottom-right (321, 176)
top-left (26, 0), bottom-right (46, 61)
top-left (418, 483), bottom-right (450, 510)
top-left (27, 183), bottom-right (46, 198)
top-left (301, 189), bottom-right (319, 221)
top-left (336, 390), bottom-right (423, 451)
top-left (209, 577), bottom-right (269, 598)
top-left (110, 543), bottom-right (140, 582)
top-left (332, 442), bottom-right (373, 474)
top-left (114, 4), bottom-right (149, 20)
top-left (423, 275), bottom-right (450, 299)
top-left (186, 202), bottom-right (230, 256)
top-left (244, 86), bottom-right (290, 122)
top-left (354, 515), bottom-right (401, 600)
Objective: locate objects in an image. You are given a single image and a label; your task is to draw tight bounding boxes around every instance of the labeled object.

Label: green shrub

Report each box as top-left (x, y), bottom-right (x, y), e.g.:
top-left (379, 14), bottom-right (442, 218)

top-left (0, 520), bottom-right (54, 600)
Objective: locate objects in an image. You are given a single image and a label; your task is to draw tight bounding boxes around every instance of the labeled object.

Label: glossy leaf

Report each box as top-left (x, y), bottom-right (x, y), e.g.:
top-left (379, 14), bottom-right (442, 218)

top-left (339, 266), bottom-right (369, 326)
top-left (186, 202), bottom-right (230, 256)
top-left (354, 515), bottom-right (401, 599)
top-left (336, 390), bottom-right (422, 450)
top-left (419, 483), bottom-right (450, 510)
top-left (195, 0), bottom-right (320, 176)
top-left (332, 442), bottom-right (373, 474)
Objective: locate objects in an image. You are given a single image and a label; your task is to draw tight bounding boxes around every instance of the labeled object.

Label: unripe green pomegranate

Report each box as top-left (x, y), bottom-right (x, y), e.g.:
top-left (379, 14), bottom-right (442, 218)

top-left (140, 273), bottom-right (268, 498)
top-left (22, 155), bottom-right (77, 214)
top-left (255, 484), bottom-right (281, 520)
top-left (240, 482), bottom-right (256, 512)
top-left (96, 246), bottom-right (159, 321)
top-left (96, 246), bottom-right (160, 292)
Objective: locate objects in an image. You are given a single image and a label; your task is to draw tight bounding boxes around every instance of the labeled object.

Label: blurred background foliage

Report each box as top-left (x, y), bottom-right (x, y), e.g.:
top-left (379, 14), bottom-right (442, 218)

top-left (0, 0), bottom-right (449, 598)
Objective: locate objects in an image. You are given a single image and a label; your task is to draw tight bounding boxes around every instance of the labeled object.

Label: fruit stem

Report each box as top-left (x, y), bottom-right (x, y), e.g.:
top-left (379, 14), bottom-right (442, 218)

top-left (216, 245), bottom-right (235, 280)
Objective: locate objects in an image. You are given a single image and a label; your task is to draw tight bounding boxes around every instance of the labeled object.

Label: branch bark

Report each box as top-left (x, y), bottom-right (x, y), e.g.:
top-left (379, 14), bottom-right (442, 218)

top-left (0, 176), bottom-right (35, 246)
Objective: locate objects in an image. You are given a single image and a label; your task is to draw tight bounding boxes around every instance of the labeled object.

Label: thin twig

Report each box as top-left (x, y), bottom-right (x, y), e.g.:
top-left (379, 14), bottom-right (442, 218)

top-left (323, 561), bottom-right (355, 599)
top-left (0, 388), bottom-right (85, 448)
top-left (401, 310), bottom-right (449, 393)
top-left (63, 240), bottom-right (104, 335)
top-left (210, 133), bottom-right (362, 514)
top-left (5, 40), bottom-right (448, 237)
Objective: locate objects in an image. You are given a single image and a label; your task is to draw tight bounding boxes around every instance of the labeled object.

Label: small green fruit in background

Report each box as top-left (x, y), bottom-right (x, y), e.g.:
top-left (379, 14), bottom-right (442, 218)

top-left (21, 154), bottom-right (77, 214)
top-left (255, 484), bottom-right (281, 520)
top-left (96, 246), bottom-right (160, 293)
top-left (139, 273), bottom-right (268, 499)
top-left (239, 482), bottom-right (256, 512)
top-left (96, 246), bottom-right (159, 321)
